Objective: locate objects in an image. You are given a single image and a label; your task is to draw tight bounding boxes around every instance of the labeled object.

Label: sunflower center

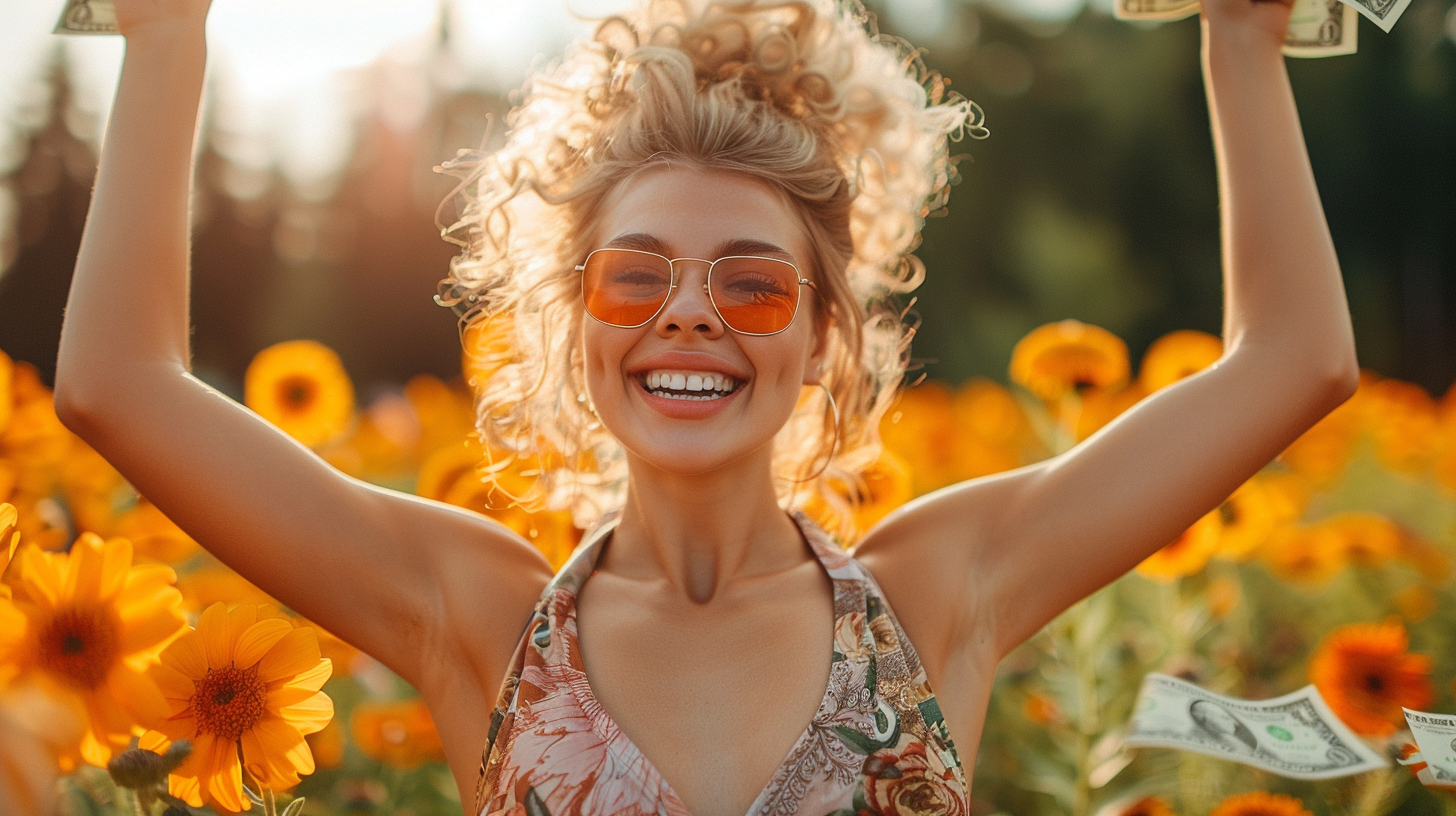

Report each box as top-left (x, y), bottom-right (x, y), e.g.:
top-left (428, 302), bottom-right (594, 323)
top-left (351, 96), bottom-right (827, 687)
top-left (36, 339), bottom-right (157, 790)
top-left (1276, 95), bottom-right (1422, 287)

top-left (193, 665), bottom-right (268, 741)
top-left (277, 376), bottom-right (317, 412)
top-left (37, 605), bottom-right (121, 689)
top-left (1364, 673), bottom-right (1385, 693)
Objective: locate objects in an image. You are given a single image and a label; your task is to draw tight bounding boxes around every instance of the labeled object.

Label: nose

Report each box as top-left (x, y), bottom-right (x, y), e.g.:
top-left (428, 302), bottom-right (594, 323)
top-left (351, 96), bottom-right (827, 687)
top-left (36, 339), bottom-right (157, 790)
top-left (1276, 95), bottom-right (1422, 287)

top-left (654, 259), bottom-right (723, 338)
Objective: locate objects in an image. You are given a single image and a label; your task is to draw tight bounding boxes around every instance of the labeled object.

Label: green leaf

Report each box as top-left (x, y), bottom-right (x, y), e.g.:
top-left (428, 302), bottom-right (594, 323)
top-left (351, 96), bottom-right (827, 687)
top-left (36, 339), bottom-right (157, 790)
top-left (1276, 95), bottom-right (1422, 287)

top-left (834, 725), bottom-right (882, 755)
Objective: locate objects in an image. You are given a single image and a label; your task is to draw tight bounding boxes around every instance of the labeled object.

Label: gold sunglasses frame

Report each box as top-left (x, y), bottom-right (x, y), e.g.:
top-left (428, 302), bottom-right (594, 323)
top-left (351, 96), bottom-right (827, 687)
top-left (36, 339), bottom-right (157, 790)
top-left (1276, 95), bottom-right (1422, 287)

top-left (576, 247), bottom-right (818, 336)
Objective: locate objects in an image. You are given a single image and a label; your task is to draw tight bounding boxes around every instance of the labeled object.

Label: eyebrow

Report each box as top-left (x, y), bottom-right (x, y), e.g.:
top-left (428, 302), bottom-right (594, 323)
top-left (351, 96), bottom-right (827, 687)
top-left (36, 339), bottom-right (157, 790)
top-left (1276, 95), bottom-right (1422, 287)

top-left (604, 233), bottom-right (795, 261)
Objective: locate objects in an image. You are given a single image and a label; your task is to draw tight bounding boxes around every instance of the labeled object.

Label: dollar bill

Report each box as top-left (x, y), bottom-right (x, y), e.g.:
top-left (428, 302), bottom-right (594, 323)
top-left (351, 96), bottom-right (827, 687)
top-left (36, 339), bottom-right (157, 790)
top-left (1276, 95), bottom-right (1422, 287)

top-left (1403, 708), bottom-right (1456, 787)
top-left (1115, 0), bottom-right (1357, 58)
top-left (1284, 0), bottom-right (1359, 57)
top-left (1124, 673), bottom-right (1388, 779)
top-left (1340, 0), bottom-right (1411, 32)
top-left (54, 0), bottom-right (119, 35)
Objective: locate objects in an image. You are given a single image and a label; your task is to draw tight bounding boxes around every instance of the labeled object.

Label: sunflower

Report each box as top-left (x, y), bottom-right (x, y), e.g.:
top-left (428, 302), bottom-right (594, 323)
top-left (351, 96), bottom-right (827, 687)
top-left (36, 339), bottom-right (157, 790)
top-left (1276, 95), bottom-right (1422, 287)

top-left (1135, 510), bottom-right (1220, 582)
top-left (1308, 621), bottom-right (1433, 736)
top-left (1009, 320), bottom-right (1129, 401)
top-left (0, 361), bottom-right (74, 498)
top-left (1208, 791), bottom-right (1313, 816)
top-left (1214, 477), bottom-right (1282, 561)
top-left (143, 603), bottom-right (333, 812)
top-left (1261, 524), bottom-right (1345, 586)
top-left (880, 381), bottom-right (962, 493)
top-left (244, 340), bottom-right (355, 449)
top-left (1322, 513), bottom-right (1402, 568)
top-left (1138, 330), bottom-right (1223, 393)
top-left (0, 533), bottom-right (185, 769)
top-left (350, 697), bottom-right (446, 769)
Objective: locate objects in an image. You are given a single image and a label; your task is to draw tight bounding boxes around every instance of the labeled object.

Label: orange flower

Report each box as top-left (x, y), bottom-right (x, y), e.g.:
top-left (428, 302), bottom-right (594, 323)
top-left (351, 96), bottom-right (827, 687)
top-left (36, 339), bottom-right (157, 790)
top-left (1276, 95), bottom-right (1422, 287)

top-left (1321, 512), bottom-right (1402, 568)
top-left (1139, 330), bottom-right (1222, 393)
top-left (0, 362), bottom-right (75, 498)
top-left (1212, 477), bottom-right (1282, 561)
top-left (1308, 621), bottom-right (1433, 736)
top-left (1117, 796), bottom-right (1178, 816)
top-left (1208, 791), bottom-right (1313, 816)
top-left (1135, 511), bottom-right (1220, 582)
top-left (1021, 692), bottom-right (1062, 726)
top-left (880, 381), bottom-right (963, 493)
top-left (175, 563), bottom-right (277, 614)
top-left (1010, 320), bottom-right (1129, 400)
top-left (244, 340), bottom-right (355, 449)
top-left (351, 698), bottom-right (446, 769)
top-left (1207, 574), bottom-right (1242, 619)
top-left (143, 603), bottom-right (333, 812)
top-left (1261, 524), bottom-right (1345, 586)
top-left (0, 533), bottom-right (185, 769)
top-left (1359, 378), bottom-right (1438, 475)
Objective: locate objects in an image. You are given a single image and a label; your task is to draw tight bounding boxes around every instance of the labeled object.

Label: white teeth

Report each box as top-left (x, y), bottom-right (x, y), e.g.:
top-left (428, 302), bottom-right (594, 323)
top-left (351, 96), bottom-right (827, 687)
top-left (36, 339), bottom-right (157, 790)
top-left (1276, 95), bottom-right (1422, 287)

top-left (639, 369), bottom-right (741, 398)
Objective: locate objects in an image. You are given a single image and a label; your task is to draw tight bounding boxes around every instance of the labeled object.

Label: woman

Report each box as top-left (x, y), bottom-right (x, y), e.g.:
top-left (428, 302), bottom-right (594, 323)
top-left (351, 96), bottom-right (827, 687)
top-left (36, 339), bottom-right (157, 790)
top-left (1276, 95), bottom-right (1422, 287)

top-left (53, 0), bottom-right (1357, 813)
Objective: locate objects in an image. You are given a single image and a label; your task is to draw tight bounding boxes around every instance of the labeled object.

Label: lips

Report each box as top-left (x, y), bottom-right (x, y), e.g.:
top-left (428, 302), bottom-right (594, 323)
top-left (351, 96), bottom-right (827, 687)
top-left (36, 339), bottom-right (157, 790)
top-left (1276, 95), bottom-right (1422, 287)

top-left (626, 352), bottom-right (750, 418)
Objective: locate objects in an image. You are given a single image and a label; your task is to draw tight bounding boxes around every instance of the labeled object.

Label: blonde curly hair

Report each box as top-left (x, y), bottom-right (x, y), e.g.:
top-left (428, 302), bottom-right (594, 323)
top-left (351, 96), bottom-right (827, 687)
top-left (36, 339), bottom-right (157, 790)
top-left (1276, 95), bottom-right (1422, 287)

top-left (434, 0), bottom-right (984, 536)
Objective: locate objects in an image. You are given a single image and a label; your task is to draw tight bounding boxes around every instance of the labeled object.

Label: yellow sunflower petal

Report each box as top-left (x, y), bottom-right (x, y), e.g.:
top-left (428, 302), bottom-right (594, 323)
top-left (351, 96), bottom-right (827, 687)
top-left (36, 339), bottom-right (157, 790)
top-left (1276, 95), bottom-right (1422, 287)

top-left (106, 664), bottom-right (168, 730)
top-left (17, 547), bottom-right (62, 608)
top-left (201, 733), bottom-right (247, 813)
top-left (278, 689), bottom-right (334, 735)
top-left (149, 660), bottom-right (196, 704)
top-left (66, 533), bottom-right (132, 606)
top-left (277, 660), bottom-right (331, 694)
top-left (138, 730), bottom-right (169, 753)
top-left (168, 770), bottom-right (205, 809)
top-left (160, 628), bottom-right (209, 680)
top-left (118, 603), bottom-right (188, 664)
top-left (233, 618), bottom-right (294, 670)
top-left (257, 629), bottom-right (324, 684)
top-left (241, 717), bottom-right (312, 788)
top-left (198, 603), bottom-right (234, 668)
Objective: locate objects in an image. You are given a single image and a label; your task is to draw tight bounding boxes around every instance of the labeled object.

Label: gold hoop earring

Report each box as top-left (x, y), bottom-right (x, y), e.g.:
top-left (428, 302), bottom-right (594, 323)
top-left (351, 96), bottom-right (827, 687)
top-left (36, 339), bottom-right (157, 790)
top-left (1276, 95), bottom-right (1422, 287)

top-left (792, 382), bottom-right (839, 484)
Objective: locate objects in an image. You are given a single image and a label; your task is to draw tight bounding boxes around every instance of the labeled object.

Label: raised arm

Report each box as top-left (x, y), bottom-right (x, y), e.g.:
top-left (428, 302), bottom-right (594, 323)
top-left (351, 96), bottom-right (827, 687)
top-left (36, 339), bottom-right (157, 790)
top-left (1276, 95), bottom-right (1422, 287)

top-left (51, 2), bottom-right (553, 692)
top-left (857, 0), bottom-right (1359, 659)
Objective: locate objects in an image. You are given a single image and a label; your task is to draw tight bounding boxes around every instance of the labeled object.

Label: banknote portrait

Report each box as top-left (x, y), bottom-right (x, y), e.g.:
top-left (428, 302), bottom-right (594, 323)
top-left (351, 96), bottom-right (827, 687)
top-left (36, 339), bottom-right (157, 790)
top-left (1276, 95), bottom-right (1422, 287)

top-left (1190, 700), bottom-right (1260, 755)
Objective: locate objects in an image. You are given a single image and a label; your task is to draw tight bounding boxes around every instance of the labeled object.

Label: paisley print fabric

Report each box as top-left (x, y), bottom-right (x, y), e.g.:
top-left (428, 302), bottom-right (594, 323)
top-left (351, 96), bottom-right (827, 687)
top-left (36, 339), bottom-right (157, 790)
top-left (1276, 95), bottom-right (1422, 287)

top-left (474, 510), bottom-right (969, 816)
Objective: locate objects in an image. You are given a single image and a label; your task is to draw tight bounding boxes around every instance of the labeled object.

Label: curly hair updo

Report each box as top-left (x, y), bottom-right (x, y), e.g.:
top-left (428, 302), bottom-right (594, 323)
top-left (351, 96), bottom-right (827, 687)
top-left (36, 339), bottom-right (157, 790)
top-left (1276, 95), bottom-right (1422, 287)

top-left (434, 0), bottom-right (985, 535)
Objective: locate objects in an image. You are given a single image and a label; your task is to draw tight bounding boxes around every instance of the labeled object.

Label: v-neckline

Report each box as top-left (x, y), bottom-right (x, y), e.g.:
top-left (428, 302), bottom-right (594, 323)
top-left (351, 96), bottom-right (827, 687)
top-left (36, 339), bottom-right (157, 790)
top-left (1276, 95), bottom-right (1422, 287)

top-left (560, 510), bottom-right (848, 816)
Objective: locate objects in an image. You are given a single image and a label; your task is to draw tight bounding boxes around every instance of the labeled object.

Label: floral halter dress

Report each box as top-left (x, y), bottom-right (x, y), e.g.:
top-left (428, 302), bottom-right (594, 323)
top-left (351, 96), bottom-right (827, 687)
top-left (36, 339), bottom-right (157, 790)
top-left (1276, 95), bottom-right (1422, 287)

top-left (474, 510), bottom-right (969, 816)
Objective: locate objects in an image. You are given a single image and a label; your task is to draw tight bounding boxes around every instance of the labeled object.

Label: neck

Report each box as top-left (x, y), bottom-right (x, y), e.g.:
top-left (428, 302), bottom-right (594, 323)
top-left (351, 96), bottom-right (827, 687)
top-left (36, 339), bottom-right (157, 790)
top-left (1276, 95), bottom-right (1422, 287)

top-left (605, 447), bottom-right (809, 605)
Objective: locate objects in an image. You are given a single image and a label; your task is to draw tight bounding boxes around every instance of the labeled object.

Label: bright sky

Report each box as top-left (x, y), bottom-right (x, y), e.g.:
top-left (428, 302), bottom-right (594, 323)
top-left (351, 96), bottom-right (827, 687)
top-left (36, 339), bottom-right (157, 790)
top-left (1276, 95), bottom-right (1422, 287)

top-left (0, 0), bottom-right (1098, 192)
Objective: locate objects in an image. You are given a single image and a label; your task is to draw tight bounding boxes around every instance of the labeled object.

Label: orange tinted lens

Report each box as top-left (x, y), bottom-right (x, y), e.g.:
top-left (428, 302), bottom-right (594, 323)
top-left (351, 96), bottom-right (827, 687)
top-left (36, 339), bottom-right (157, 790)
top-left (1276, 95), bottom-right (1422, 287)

top-left (582, 250), bottom-right (672, 327)
top-left (709, 257), bottom-right (800, 334)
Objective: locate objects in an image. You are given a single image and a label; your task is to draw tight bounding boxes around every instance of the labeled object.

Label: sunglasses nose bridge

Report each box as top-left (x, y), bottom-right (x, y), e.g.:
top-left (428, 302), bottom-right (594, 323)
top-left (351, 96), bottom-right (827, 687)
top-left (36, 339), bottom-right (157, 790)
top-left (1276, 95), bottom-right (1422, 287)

top-left (657, 257), bottom-right (720, 326)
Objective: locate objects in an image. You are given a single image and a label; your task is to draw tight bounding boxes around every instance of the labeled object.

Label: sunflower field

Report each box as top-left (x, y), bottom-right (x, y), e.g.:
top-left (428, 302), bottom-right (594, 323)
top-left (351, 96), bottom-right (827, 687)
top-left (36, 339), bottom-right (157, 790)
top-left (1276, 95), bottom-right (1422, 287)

top-left (1, 319), bottom-right (1455, 816)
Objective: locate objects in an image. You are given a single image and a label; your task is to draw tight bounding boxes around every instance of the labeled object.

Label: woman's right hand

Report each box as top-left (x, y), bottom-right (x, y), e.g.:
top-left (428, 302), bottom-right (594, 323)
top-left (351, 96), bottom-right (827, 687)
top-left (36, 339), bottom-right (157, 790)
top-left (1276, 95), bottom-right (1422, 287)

top-left (111, 0), bottom-right (213, 39)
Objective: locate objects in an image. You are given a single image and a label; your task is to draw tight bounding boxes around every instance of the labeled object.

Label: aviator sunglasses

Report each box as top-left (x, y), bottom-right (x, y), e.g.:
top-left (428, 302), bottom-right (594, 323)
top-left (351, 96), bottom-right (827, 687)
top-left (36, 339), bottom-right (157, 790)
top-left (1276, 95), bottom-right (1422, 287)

top-left (577, 248), bottom-right (818, 335)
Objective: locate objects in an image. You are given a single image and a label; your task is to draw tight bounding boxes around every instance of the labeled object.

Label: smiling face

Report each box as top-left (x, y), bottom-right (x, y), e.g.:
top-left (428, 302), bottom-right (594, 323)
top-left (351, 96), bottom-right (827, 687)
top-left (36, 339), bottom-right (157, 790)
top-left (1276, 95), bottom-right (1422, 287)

top-left (581, 165), bottom-right (826, 478)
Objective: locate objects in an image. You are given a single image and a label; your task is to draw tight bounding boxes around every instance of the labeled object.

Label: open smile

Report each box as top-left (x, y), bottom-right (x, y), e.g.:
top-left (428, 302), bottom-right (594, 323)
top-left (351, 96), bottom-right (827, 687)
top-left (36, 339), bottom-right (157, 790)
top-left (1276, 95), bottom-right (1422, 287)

top-left (631, 369), bottom-right (746, 419)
